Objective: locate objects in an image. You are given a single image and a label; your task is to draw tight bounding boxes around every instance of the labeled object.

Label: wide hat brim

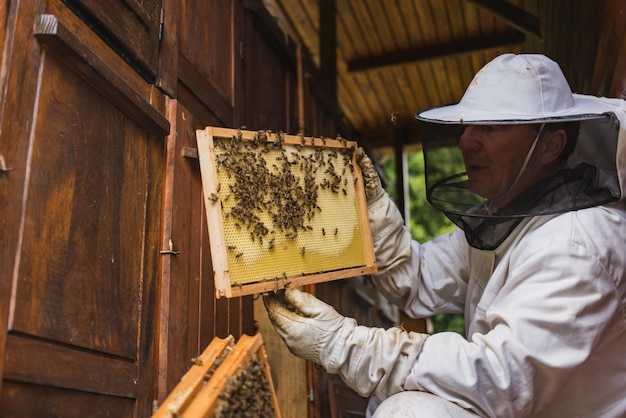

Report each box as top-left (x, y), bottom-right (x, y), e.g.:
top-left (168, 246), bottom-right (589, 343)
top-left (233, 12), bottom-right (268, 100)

top-left (417, 93), bottom-right (621, 125)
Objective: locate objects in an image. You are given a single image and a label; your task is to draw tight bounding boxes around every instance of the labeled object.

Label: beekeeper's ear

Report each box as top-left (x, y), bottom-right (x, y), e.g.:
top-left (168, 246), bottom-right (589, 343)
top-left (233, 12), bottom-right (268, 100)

top-left (541, 128), bottom-right (567, 165)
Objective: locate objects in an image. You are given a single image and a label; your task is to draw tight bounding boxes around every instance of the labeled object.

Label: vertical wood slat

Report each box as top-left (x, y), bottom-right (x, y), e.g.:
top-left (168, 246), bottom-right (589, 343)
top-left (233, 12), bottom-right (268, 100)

top-left (593, 0), bottom-right (626, 96)
top-left (156, 98), bottom-right (179, 402)
top-left (602, 0), bottom-right (626, 98)
top-left (157, 0), bottom-right (180, 97)
top-left (0, 0), bottom-right (44, 395)
top-left (319, 0), bottom-right (338, 116)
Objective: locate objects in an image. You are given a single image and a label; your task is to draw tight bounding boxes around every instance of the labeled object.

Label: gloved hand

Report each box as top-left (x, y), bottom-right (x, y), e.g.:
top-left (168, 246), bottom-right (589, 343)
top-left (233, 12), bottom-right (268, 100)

top-left (356, 147), bottom-right (412, 273)
top-left (263, 287), bottom-right (345, 364)
top-left (263, 288), bottom-right (428, 400)
top-left (356, 147), bottom-right (386, 205)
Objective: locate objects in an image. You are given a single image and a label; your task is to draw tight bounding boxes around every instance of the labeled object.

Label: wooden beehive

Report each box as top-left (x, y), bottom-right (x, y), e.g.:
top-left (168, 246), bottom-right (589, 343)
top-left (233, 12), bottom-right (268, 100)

top-left (152, 333), bottom-right (281, 418)
top-left (196, 127), bottom-right (377, 298)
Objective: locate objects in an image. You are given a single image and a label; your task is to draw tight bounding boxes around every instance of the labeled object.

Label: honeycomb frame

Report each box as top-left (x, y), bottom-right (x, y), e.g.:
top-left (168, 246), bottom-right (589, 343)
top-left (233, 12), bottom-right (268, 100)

top-left (152, 334), bottom-right (281, 418)
top-left (196, 127), bottom-right (377, 298)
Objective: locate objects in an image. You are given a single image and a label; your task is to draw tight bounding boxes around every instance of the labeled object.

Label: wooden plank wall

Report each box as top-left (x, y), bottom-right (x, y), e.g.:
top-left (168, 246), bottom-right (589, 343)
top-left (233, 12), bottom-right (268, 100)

top-left (539, 0), bottom-right (626, 99)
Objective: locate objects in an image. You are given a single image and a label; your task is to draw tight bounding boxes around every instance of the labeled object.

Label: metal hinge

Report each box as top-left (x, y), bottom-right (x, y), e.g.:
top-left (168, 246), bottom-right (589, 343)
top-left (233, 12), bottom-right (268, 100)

top-left (159, 8), bottom-right (164, 41)
top-left (160, 238), bottom-right (180, 255)
top-left (239, 41), bottom-right (246, 60)
top-left (0, 153), bottom-right (13, 174)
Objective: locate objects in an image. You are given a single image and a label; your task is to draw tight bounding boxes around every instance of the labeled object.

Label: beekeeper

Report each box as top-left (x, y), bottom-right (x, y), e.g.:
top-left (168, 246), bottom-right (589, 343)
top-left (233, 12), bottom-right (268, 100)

top-left (263, 53), bottom-right (626, 417)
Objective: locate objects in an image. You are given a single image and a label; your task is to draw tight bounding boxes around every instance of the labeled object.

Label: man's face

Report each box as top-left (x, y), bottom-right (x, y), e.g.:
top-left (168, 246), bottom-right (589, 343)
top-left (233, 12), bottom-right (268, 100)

top-left (459, 124), bottom-right (539, 205)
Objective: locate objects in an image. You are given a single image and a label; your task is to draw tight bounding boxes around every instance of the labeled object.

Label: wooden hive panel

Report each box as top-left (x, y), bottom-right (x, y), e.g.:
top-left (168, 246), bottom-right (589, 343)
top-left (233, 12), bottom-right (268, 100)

top-left (196, 127), bottom-right (377, 298)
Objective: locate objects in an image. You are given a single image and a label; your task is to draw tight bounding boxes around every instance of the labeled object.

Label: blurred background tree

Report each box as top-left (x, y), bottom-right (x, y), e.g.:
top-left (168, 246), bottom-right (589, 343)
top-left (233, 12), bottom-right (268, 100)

top-left (381, 149), bottom-right (465, 335)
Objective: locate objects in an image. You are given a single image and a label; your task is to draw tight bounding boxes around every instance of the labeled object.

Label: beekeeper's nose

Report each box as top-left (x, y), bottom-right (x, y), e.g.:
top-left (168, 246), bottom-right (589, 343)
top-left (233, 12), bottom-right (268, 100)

top-left (458, 126), bottom-right (483, 152)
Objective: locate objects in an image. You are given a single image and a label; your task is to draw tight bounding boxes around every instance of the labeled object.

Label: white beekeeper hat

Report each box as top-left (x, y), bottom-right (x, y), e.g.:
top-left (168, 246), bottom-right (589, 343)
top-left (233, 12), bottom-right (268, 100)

top-left (417, 53), bottom-right (620, 124)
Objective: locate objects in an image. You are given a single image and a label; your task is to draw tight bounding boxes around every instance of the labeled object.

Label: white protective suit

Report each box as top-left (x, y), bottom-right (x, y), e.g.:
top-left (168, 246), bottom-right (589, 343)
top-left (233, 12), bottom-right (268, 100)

top-left (369, 184), bottom-right (626, 417)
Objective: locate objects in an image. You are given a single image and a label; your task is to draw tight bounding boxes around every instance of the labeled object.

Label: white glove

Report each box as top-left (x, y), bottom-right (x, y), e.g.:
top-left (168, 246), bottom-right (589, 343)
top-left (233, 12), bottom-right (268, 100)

top-left (263, 288), bottom-right (428, 400)
top-left (357, 148), bottom-right (412, 273)
top-left (357, 148), bottom-right (386, 205)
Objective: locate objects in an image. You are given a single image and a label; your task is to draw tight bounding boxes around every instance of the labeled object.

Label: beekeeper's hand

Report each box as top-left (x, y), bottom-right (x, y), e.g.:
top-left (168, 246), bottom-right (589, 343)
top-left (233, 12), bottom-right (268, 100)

top-left (356, 148), bottom-right (412, 273)
top-left (263, 287), bottom-right (344, 365)
top-left (263, 288), bottom-right (427, 400)
top-left (356, 148), bottom-right (386, 205)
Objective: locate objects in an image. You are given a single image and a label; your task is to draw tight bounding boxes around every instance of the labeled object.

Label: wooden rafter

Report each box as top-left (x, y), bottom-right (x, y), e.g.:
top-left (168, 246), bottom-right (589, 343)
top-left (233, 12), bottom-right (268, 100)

top-left (466, 0), bottom-right (541, 39)
top-left (347, 31), bottom-right (525, 73)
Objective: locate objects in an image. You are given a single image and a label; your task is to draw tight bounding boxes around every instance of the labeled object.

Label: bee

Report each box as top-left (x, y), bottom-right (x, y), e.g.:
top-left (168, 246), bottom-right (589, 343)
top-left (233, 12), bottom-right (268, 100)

top-left (335, 228), bottom-right (338, 235)
top-left (301, 247), bottom-right (306, 256)
top-left (235, 252), bottom-right (244, 258)
top-left (209, 192), bottom-right (219, 202)
top-left (276, 132), bottom-right (285, 147)
top-left (322, 227), bottom-right (326, 236)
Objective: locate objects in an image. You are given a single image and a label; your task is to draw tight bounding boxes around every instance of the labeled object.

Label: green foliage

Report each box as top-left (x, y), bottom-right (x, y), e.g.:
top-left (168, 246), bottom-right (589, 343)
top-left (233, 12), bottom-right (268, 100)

top-left (430, 312), bottom-right (465, 335)
top-left (382, 150), bottom-right (464, 336)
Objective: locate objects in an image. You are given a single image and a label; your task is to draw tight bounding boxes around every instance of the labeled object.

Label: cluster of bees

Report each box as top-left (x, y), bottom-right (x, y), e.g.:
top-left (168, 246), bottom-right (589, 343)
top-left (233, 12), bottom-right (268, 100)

top-left (213, 356), bottom-right (276, 417)
top-left (214, 130), bottom-right (356, 258)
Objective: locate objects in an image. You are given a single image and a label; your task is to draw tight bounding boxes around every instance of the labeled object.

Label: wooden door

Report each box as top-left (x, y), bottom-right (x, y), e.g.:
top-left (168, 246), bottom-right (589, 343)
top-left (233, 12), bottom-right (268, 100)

top-left (0, 1), bottom-right (168, 416)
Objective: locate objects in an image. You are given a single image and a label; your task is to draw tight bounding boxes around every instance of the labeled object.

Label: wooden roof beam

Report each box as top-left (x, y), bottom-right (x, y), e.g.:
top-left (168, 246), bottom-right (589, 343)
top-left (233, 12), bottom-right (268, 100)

top-left (465, 0), bottom-right (542, 39)
top-left (347, 31), bottom-right (525, 73)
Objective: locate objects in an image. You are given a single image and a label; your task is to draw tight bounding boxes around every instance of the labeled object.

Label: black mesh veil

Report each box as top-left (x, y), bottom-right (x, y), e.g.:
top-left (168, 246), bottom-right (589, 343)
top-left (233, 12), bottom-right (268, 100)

top-left (419, 114), bottom-right (621, 250)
